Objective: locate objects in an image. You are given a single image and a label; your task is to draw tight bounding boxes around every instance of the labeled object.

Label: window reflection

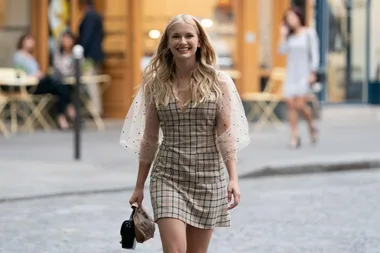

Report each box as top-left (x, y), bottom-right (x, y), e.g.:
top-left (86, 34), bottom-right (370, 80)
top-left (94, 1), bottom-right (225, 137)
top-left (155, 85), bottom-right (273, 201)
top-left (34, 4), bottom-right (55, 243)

top-left (326, 0), bottom-right (347, 102)
top-left (326, 0), bottom-right (367, 103)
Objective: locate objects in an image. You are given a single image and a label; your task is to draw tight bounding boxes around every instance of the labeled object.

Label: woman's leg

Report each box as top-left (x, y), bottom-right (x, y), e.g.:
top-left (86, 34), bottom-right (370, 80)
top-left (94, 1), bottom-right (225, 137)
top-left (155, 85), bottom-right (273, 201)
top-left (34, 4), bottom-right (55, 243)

top-left (186, 225), bottom-right (213, 253)
top-left (50, 78), bottom-right (74, 118)
top-left (295, 96), bottom-right (318, 143)
top-left (35, 76), bottom-right (70, 129)
top-left (65, 86), bottom-right (76, 120)
top-left (157, 218), bottom-right (187, 253)
top-left (55, 83), bottom-right (75, 120)
top-left (286, 98), bottom-right (300, 147)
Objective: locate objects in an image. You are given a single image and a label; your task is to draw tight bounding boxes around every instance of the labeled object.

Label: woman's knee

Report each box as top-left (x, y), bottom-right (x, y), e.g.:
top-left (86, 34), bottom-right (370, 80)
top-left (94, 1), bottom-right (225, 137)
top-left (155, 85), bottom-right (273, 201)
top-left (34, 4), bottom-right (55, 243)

top-left (286, 98), bottom-right (296, 110)
top-left (157, 218), bottom-right (187, 253)
top-left (295, 97), bottom-right (307, 110)
top-left (186, 225), bottom-right (213, 253)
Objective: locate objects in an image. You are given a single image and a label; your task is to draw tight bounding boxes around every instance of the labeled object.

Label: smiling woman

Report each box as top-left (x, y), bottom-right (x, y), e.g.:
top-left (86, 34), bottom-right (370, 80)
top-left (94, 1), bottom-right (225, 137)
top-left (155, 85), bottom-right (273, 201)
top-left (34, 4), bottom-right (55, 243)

top-left (120, 13), bottom-right (250, 253)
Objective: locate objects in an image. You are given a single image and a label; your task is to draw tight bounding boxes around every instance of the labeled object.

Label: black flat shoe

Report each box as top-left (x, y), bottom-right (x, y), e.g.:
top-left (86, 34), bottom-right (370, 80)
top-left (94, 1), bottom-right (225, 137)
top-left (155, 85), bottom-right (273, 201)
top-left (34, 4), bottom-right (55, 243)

top-left (58, 124), bottom-right (70, 132)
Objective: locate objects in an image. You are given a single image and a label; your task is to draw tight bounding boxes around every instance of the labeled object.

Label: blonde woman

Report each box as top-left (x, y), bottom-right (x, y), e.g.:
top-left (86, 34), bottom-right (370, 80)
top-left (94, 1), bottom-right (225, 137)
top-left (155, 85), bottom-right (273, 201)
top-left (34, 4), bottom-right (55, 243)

top-left (120, 14), bottom-right (250, 253)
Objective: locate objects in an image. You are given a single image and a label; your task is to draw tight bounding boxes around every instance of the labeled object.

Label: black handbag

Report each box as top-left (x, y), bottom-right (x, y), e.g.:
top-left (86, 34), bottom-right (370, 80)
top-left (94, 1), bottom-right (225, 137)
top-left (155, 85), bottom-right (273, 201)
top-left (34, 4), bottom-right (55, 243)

top-left (120, 206), bottom-right (137, 250)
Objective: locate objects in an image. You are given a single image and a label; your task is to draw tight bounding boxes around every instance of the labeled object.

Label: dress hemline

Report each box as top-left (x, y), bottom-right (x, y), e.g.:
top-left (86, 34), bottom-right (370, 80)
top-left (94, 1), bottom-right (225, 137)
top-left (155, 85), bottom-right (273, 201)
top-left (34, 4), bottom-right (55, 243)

top-left (154, 214), bottom-right (231, 230)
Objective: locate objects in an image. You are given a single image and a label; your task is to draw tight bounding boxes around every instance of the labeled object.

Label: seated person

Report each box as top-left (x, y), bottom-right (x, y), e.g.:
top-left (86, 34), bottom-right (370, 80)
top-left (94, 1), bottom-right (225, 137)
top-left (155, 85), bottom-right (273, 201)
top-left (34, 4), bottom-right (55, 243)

top-left (53, 31), bottom-right (76, 78)
top-left (53, 31), bottom-right (93, 103)
top-left (13, 32), bottom-right (75, 130)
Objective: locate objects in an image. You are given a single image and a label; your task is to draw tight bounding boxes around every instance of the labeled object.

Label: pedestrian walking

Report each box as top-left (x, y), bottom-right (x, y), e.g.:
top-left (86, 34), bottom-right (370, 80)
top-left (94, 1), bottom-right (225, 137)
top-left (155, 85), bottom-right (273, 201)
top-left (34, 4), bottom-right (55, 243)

top-left (120, 14), bottom-right (250, 253)
top-left (278, 7), bottom-right (320, 148)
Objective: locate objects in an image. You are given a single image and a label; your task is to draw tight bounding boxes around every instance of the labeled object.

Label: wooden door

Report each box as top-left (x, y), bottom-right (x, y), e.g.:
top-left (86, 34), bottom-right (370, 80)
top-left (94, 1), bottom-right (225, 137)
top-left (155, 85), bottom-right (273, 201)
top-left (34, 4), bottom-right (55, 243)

top-left (31, 0), bottom-right (49, 72)
top-left (0, 0), bottom-right (4, 27)
top-left (101, 0), bottom-right (142, 118)
top-left (271, 0), bottom-right (291, 70)
top-left (235, 0), bottom-right (260, 93)
top-left (235, 0), bottom-right (291, 95)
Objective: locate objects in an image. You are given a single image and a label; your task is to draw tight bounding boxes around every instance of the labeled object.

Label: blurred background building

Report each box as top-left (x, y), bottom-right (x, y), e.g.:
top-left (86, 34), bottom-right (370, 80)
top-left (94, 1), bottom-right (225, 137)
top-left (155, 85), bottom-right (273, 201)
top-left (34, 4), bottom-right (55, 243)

top-left (0, 0), bottom-right (379, 118)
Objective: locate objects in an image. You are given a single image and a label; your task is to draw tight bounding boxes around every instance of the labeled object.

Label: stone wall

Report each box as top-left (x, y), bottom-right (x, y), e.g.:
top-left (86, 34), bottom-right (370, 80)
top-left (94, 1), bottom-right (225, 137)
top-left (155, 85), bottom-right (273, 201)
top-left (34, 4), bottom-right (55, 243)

top-left (0, 0), bottom-right (29, 67)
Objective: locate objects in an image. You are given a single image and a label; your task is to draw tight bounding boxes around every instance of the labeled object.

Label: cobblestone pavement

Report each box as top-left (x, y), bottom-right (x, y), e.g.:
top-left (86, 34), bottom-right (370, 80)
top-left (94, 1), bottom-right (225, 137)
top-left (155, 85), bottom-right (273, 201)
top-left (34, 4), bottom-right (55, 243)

top-left (1, 170), bottom-right (380, 253)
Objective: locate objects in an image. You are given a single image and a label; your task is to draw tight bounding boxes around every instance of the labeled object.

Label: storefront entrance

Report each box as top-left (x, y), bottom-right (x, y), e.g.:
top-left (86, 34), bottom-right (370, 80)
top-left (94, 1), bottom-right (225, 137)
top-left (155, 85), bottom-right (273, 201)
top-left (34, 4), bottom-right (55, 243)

top-left (1, 0), bottom-right (320, 118)
top-left (324, 0), bottom-right (371, 104)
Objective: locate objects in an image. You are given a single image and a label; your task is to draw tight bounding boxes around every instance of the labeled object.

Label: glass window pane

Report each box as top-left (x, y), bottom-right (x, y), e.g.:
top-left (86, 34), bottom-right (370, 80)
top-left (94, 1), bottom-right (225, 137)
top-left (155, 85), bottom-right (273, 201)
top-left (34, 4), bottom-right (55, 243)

top-left (326, 0), bottom-right (347, 102)
top-left (326, 0), bottom-right (368, 103)
top-left (349, 0), bottom-right (367, 102)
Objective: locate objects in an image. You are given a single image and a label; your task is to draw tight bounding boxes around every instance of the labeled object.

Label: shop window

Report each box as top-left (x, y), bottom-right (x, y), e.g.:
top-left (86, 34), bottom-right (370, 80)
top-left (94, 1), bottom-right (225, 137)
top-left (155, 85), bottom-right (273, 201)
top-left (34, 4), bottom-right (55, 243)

top-left (326, 0), bottom-right (368, 103)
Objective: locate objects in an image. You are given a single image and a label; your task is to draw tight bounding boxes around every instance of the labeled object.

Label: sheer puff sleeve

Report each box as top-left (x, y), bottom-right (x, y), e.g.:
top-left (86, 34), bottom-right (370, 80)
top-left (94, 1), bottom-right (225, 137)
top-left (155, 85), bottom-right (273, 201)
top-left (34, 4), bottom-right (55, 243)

top-left (119, 87), bottom-right (160, 164)
top-left (216, 71), bottom-right (250, 163)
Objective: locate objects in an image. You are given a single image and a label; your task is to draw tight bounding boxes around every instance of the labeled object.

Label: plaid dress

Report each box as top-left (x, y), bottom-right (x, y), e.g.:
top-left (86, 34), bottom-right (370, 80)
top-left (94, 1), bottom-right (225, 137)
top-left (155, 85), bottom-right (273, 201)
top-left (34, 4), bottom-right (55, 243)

top-left (120, 71), bottom-right (250, 229)
top-left (149, 101), bottom-right (230, 229)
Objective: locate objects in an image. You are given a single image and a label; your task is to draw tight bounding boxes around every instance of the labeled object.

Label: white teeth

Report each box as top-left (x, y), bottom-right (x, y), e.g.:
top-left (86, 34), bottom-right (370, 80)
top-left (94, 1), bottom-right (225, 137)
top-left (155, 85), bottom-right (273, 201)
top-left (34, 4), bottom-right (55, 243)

top-left (178, 48), bottom-right (190, 52)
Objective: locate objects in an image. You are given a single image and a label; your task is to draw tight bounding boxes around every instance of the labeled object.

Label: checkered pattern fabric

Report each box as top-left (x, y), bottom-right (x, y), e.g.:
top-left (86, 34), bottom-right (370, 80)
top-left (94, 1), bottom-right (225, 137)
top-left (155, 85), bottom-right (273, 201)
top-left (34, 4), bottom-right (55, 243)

top-left (149, 101), bottom-right (230, 229)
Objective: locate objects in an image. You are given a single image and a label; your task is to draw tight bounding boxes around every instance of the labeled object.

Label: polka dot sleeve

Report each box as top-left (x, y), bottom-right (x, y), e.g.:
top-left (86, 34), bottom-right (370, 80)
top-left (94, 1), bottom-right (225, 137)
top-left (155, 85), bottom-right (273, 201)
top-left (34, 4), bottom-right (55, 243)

top-left (216, 71), bottom-right (250, 163)
top-left (119, 87), bottom-right (160, 164)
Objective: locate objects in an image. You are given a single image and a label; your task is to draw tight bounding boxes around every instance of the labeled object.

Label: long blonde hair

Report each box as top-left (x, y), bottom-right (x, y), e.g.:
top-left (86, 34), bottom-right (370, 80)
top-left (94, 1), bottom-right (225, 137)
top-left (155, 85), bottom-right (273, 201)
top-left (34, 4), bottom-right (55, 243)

top-left (141, 14), bottom-right (222, 108)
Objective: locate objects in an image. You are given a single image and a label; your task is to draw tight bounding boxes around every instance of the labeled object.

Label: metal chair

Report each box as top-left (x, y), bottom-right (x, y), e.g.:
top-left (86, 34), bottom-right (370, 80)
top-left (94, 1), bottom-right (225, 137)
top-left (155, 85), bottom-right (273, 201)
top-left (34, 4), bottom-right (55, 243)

top-left (242, 68), bottom-right (285, 128)
top-left (0, 68), bottom-right (53, 134)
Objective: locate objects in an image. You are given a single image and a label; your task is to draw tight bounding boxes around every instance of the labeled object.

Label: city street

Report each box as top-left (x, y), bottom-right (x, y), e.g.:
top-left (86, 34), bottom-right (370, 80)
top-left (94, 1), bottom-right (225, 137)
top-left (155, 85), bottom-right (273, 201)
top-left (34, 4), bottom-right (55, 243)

top-left (1, 170), bottom-right (380, 253)
top-left (1, 0), bottom-right (380, 251)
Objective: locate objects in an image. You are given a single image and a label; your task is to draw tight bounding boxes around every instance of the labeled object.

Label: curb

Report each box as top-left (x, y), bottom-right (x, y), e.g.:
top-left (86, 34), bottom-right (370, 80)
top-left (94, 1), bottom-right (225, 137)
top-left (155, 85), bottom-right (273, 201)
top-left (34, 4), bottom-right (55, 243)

top-left (0, 186), bottom-right (136, 203)
top-left (240, 160), bottom-right (380, 179)
top-left (2, 160), bottom-right (380, 203)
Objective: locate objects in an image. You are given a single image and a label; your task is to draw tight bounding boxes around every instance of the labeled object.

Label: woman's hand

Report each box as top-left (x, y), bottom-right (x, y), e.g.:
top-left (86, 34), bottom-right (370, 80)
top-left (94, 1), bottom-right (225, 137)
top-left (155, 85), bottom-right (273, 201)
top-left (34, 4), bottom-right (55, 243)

top-left (227, 179), bottom-right (241, 210)
top-left (129, 187), bottom-right (144, 207)
top-left (279, 25), bottom-right (289, 37)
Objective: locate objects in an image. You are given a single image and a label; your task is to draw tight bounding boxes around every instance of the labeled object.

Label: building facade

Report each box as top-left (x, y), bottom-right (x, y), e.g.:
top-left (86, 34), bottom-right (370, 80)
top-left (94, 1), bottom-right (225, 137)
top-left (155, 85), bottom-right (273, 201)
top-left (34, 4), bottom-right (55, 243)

top-left (0, 0), bottom-right (378, 118)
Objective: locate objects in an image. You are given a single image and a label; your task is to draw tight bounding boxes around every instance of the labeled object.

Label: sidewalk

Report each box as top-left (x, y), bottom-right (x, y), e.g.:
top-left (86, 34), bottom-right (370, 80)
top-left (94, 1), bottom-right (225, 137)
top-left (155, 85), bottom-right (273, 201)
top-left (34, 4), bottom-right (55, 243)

top-left (1, 105), bottom-right (379, 201)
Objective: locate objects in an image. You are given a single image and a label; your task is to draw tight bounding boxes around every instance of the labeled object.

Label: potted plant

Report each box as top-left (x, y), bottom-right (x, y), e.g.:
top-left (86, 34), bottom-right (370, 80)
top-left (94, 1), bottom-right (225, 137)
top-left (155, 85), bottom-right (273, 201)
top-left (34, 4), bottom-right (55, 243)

top-left (82, 58), bottom-right (95, 76)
